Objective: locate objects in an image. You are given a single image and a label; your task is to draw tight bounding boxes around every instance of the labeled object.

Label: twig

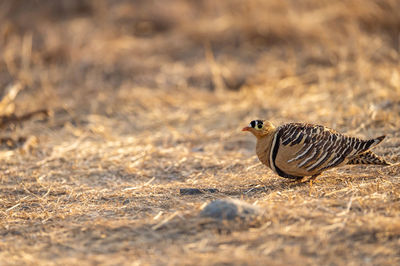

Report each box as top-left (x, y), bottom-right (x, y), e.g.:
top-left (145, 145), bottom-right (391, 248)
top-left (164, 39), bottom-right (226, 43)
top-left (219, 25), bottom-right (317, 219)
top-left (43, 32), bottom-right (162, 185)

top-left (153, 211), bottom-right (163, 220)
top-left (246, 163), bottom-right (260, 171)
top-left (0, 83), bottom-right (22, 115)
top-left (204, 41), bottom-right (226, 93)
top-left (41, 187), bottom-right (52, 199)
top-left (123, 177), bottom-right (156, 191)
top-left (152, 212), bottom-right (180, 230)
top-left (5, 195), bottom-right (31, 212)
top-left (338, 195), bottom-right (354, 217)
top-left (0, 109), bottom-right (49, 129)
top-left (6, 203), bottom-right (20, 212)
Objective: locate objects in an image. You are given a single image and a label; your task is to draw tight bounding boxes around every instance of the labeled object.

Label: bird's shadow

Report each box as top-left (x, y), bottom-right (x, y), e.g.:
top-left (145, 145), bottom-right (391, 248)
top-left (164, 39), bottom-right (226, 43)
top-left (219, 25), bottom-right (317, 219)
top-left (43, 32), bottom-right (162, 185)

top-left (179, 179), bottom-right (309, 198)
top-left (223, 179), bottom-right (308, 197)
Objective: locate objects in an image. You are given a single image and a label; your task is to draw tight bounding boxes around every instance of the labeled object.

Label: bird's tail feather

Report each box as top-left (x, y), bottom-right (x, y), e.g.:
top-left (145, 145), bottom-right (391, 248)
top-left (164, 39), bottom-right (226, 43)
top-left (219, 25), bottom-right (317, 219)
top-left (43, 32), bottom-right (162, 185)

top-left (347, 150), bottom-right (391, 166)
top-left (371, 135), bottom-right (385, 147)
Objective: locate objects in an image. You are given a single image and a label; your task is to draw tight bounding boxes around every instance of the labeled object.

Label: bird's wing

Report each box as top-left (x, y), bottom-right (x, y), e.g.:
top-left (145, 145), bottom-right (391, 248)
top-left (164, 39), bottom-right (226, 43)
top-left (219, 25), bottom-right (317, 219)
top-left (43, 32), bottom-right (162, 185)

top-left (276, 123), bottom-right (377, 173)
top-left (347, 150), bottom-right (390, 165)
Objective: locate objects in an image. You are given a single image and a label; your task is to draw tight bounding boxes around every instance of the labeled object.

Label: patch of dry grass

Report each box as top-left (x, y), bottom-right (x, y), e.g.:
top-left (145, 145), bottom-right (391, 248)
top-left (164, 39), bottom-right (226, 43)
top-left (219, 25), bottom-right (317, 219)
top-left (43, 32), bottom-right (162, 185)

top-left (0, 0), bottom-right (400, 265)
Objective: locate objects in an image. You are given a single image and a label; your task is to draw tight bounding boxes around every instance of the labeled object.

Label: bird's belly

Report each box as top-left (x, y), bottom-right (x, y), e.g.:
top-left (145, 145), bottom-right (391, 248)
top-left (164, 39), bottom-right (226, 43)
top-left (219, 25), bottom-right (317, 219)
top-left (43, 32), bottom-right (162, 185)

top-left (275, 160), bottom-right (315, 177)
top-left (274, 143), bottom-right (320, 177)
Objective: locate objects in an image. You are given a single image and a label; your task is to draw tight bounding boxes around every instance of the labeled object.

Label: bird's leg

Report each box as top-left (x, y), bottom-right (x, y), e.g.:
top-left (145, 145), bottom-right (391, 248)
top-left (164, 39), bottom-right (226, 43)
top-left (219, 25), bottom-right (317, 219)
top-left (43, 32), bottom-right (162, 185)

top-left (309, 174), bottom-right (321, 188)
top-left (289, 177), bottom-right (304, 185)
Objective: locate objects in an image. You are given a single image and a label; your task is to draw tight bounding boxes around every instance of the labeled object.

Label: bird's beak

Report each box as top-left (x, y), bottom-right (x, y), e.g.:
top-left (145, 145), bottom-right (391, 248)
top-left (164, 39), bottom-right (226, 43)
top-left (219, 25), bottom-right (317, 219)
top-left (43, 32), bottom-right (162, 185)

top-left (242, 127), bottom-right (251, 131)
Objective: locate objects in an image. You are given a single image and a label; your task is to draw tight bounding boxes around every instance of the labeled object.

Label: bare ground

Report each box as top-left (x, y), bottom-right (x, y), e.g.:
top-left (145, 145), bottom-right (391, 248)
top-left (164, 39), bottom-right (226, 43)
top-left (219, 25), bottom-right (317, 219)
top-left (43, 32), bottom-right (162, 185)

top-left (0, 0), bottom-right (400, 265)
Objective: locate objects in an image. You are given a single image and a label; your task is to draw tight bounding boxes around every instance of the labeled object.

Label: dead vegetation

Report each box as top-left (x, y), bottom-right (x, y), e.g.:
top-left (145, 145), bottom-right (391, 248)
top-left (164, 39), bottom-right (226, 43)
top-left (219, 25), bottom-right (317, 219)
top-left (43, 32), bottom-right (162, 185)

top-left (0, 0), bottom-right (400, 265)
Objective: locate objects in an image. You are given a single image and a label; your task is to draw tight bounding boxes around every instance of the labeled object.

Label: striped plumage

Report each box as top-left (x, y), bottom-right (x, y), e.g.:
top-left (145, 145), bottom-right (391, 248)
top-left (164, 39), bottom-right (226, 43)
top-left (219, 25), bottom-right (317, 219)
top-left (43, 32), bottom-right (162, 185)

top-left (242, 120), bottom-right (390, 180)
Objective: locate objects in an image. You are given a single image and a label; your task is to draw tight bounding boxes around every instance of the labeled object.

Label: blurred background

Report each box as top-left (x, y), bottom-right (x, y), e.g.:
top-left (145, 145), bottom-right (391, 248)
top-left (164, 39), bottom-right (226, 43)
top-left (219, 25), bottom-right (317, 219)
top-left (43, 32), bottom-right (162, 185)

top-left (1, 0), bottom-right (399, 134)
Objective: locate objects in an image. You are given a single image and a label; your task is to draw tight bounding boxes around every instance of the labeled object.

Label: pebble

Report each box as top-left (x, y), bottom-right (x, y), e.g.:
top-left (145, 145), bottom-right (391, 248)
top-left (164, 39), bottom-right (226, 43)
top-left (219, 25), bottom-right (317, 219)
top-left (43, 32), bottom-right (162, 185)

top-left (200, 198), bottom-right (260, 220)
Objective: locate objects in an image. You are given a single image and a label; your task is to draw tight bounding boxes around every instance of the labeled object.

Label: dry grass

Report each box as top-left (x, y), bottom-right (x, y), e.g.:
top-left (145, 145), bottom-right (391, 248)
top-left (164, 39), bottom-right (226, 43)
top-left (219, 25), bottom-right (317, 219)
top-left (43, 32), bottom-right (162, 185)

top-left (0, 0), bottom-right (400, 265)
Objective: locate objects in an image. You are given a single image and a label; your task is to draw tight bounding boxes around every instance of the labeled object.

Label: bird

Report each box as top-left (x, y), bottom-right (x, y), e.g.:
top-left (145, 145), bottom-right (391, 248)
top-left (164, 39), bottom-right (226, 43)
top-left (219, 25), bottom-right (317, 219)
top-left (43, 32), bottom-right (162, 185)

top-left (242, 120), bottom-right (391, 182)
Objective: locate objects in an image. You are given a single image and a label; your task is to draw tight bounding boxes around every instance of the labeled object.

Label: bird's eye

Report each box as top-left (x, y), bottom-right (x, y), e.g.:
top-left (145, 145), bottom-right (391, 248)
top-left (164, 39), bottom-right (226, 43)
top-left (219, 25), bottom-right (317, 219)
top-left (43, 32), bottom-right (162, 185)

top-left (257, 124), bottom-right (263, 129)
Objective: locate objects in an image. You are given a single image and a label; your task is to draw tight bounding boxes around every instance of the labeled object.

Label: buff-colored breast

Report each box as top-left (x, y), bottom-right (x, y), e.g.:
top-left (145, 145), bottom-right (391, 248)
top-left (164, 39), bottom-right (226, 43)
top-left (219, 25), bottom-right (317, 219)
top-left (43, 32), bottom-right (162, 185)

top-left (255, 132), bottom-right (275, 169)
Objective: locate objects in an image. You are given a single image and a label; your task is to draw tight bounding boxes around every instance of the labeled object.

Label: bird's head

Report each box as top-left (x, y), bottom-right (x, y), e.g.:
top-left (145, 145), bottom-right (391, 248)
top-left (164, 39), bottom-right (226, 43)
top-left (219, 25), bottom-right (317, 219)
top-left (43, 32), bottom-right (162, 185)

top-left (242, 120), bottom-right (275, 138)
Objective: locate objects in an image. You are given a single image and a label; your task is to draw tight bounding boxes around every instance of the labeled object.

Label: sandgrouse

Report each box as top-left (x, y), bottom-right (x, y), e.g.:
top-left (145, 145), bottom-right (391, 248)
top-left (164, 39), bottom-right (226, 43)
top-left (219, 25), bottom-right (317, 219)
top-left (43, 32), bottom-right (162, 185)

top-left (242, 120), bottom-right (390, 180)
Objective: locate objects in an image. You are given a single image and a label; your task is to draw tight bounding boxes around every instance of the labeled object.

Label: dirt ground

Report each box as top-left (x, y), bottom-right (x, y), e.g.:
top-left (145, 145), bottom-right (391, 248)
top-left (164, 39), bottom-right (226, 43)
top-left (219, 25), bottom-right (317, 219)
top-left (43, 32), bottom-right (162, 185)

top-left (1, 0), bottom-right (400, 265)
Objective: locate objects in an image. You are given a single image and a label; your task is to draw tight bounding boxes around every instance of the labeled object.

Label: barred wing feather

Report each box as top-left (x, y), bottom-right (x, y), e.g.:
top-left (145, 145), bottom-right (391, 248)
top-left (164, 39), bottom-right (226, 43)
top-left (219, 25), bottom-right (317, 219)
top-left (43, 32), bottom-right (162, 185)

top-left (277, 123), bottom-right (380, 174)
